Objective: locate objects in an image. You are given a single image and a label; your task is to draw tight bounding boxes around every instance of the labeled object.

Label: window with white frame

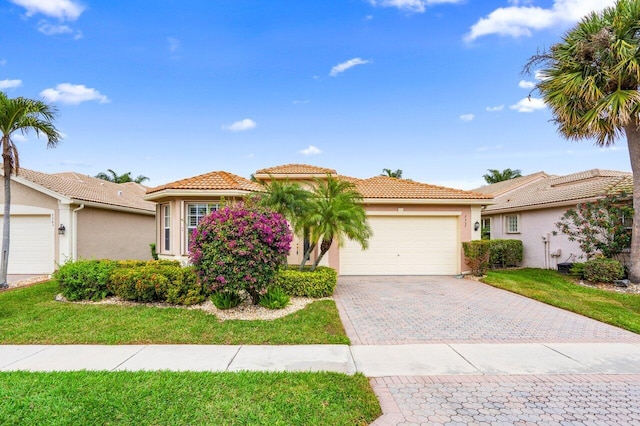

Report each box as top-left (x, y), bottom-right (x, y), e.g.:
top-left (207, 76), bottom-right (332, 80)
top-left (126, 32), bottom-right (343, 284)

top-left (481, 218), bottom-right (491, 239)
top-left (505, 214), bottom-right (520, 233)
top-left (163, 204), bottom-right (170, 252)
top-left (186, 203), bottom-right (219, 248)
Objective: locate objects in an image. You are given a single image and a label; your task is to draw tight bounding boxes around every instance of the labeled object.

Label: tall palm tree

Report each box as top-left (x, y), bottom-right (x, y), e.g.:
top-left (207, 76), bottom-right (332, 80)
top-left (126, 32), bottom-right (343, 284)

top-left (525, 0), bottom-right (640, 282)
top-left (482, 168), bottom-right (522, 184)
top-left (95, 169), bottom-right (149, 184)
top-left (382, 168), bottom-right (403, 178)
top-left (301, 175), bottom-right (371, 271)
top-left (0, 93), bottom-right (60, 288)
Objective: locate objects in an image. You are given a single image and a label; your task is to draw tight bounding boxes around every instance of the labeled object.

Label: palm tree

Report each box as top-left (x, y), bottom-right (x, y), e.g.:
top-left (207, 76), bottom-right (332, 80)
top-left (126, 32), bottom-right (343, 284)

top-left (482, 168), bottom-right (522, 184)
top-left (255, 179), bottom-right (310, 235)
top-left (525, 0), bottom-right (640, 282)
top-left (382, 168), bottom-right (403, 178)
top-left (95, 169), bottom-right (149, 184)
top-left (0, 93), bottom-right (60, 288)
top-left (301, 175), bottom-right (372, 271)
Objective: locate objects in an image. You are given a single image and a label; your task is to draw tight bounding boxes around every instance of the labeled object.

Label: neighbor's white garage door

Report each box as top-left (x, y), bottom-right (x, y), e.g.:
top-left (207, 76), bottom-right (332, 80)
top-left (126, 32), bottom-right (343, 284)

top-left (340, 216), bottom-right (459, 275)
top-left (0, 215), bottom-right (54, 274)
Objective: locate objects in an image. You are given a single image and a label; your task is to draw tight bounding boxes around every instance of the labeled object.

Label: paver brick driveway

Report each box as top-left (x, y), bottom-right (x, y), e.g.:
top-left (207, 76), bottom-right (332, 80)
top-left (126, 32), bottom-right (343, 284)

top-left (334, 276), bottom-right (640, 345)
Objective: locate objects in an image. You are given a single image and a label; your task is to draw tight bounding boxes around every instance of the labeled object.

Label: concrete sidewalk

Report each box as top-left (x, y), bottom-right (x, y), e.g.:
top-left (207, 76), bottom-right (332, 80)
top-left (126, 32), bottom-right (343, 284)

top-left (3, 342), bottom-right (640, 376)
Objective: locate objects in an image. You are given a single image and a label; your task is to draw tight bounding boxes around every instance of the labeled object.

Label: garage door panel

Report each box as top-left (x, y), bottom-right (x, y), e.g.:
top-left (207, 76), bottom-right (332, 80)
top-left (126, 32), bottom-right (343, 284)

top-left (0, 215), bottom-right (54, 274)
top-left (340, 216), bottom-right (458, 275)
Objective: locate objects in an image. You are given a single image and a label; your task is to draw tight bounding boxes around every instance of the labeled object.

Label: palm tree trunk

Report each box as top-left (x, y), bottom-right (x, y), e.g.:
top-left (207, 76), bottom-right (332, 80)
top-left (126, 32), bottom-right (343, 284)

top-left (311, 238), bottom-right (332, 271)
top-left (626, 124), bottom-right (640, 283)
top-left (0, 137), bottom-right (11, 289)
top-left (299, 242), bottom-right (316, 270)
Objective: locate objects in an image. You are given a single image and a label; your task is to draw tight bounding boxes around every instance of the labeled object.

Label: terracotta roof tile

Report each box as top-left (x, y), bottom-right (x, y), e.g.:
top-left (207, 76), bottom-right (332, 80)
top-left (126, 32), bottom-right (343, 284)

top-left (14, 168), bottom-right (154, 212)
top-left (255, 164), bottom-right (337, 175)
top-left (146, 171), bottom-right (263, 194)
top-left (484, 169), bottom-right (633, 212)
top-left (473, 172), bottom-right (549, 196)
top-left (354, 176), bottom-right (492, 200)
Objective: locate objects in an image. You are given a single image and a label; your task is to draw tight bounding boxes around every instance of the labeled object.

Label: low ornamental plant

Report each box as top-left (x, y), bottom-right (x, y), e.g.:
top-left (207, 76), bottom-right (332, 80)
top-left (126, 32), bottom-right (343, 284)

top-left (189, 203), bottom-right (292, 304)
top-left (259, 287), bottom-right (290, 310)
top-left (462, 240), bottom-right (491, 276)
top-left (582, 257), bottom-right (625, 283)
top-left (211, 290), bottom-right (243, 310)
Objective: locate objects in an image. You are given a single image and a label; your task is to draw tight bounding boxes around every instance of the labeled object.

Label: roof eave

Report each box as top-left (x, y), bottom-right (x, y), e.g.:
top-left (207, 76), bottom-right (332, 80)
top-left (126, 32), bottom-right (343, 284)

top-left (70, 199), bottom-right (155, 215)
top-left (362, 198), bottom-right (494, 206)
top-left (144, 188), bottom-right (259, 201)
top-left (253, 173), bottom-right (336, 181)
top-left (482, 196), bottom-right (608, 214)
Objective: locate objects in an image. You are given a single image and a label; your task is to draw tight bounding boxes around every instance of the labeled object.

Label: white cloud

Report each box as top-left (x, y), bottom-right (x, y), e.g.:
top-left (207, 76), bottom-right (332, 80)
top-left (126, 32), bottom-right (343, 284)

top-left (299, 145), bottom-right (322, 156)
top-left (518, 80), bottom-right (535, 89)
top-left (0, 59), bottom-right (6, 66)
top-left (222, 118), bottom-right (257, 132)
top-left (292, 100), bottom-right (310, 105)
top-left (477, 144), bottom-right (503, 152)
top-left (0, 79), bottom-right (23, 90)
top-left (40, 83), bottom-right (110, 105)
top-left (465, 0), bottom-right (615, 42)
top-left (510, 97), bottom-right (546, 112)
top-left (367, 0), bottom-right (462, 14)
top-left (12, 134), bottom-right (28, 143)
top-left (38, 22), bottom-right (72, 35)
top-left (329, 58), bottom-right (371, 77)
top-left (10, 0), bottom-right (84, 21)
top-left (167, 37), bottom-right (180, 53)
top-left (486, 105), bottom-right (504, 112)
top-left (460, 114), bottom-right (474, 122)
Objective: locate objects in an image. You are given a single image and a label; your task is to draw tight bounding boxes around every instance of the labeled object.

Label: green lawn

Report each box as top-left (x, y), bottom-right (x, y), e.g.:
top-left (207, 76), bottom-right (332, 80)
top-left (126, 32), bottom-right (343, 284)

top-left (0, 371), bottom-right (380, 426)
top-left (483, 268), bottom-right (640, 334)
top-left (0, 281), bottom-right (349, 344)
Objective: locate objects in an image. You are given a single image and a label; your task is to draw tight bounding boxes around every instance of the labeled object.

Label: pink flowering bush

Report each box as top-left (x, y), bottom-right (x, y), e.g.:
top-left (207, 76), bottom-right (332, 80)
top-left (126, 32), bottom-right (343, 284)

top-left (189, 203), bottom-right (292, 304)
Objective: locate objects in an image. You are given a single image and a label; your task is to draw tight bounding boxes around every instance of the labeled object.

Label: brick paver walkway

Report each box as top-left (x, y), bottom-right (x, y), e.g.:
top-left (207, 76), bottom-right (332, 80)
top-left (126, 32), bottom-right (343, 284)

top-left (335, 276), bottom-right (640, 344)
top-left (371, 374), bottom-right (640, 425)
top-left (335, 276), bottom-right (640, 425)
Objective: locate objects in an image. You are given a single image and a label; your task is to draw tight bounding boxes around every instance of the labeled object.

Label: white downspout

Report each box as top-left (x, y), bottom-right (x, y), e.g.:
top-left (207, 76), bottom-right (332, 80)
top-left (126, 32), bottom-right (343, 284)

top-left (72, 204), bottom-right (85, 261)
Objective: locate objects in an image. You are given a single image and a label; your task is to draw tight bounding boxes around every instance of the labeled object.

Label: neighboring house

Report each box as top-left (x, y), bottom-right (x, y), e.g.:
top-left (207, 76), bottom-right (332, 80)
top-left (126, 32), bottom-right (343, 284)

top-left (146, 164), bottom-right (493, 276)
top-left (0, 168), bottom-right (156, 274)
top-left (475, 169), bottom-right (633, 269)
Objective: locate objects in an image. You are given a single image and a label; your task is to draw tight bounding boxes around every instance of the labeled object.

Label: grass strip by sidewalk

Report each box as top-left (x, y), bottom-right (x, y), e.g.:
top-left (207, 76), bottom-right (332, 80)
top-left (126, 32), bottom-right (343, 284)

top-left (0, 281), bottom-right (348, 345)
top-left (483, 268), bottom-right (640, 334)
top-left (0, 371), bottom-right (380, 426)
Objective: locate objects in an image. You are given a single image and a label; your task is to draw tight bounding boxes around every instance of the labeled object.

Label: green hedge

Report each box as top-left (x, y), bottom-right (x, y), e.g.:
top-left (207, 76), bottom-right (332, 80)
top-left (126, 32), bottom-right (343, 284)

top-left (488, 239), bottom-right (523, 268)
top-left (582, 258), bottom-right (625, 283)
top-left (463, 239), bottom-right (523, 276)
top-left (53, 259), bottom-right (117, 301)
top-left (274, 266), bottom-right (337, 298)
top-left (55, 259), bottom-right (204, 305)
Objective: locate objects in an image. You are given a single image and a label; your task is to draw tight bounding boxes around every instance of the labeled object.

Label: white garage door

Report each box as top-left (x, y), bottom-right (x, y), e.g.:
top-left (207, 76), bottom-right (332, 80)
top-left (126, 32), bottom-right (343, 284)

top-left (0, 215), bottom-right (54, 274)
top-left (340, 216), bottom-right (459, 275)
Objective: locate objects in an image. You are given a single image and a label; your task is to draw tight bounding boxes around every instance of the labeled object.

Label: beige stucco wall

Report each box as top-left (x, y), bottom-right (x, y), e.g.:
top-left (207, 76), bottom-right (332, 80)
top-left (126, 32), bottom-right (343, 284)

top-left (76, 206), bottom-right (155, 260)
top-left (485, 206), bottom-right (584, 269)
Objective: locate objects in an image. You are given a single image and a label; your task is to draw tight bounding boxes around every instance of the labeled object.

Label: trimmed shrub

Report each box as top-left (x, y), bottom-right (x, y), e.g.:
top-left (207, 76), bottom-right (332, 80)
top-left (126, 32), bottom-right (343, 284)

top-left (54, 259), bottom-right (117, 301)
top-left (211, 290), bottom-right (243, 309)
top-left (582, 258), bottom-right (625, 283)
top-left (489, 239), bottom-right (523, 268)
top-left (569, 262), bottom-right (586, 279)
top-left (164, 266), bottom-right (207, 305)
top-left (189, 203), bottom-right (292, 304)
top-left (462, 240), bottom-right (491, 276)
top-left (259, 287), bottom-right (290, 309)
top-left (274, 266), bottom-right (337, 298)
top-left (108, 267), bottom-right (170, 302)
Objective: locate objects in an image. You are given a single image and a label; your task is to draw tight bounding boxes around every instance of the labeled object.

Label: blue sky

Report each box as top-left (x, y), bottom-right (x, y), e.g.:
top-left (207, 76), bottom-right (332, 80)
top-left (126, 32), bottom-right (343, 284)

top-left (0, 0), bottom-right (628, 189)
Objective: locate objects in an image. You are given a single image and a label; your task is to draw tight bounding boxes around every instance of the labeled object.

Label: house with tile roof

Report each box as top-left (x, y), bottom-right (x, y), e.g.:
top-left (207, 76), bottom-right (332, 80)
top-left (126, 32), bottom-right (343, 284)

top-left (145, 164), bottom-right (493, 275)
top-left (0, 168), bottom-right (155, 274)
top-left (475, 169), bottom-right (633, 269)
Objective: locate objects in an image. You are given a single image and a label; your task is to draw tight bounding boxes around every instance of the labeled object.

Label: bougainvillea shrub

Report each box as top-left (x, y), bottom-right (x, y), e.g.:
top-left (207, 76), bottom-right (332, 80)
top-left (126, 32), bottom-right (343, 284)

top-left (189, 203), bottom-right (292, 304)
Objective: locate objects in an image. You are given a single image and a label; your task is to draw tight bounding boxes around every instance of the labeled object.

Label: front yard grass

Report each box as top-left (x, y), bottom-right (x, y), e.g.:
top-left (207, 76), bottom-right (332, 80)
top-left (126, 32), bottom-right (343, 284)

top-left (483, 268), bottom-right (640, 334)
top-left (0, 371), bottom-right (380, 425)
top-left (0, 281), bottom-right (348, 344)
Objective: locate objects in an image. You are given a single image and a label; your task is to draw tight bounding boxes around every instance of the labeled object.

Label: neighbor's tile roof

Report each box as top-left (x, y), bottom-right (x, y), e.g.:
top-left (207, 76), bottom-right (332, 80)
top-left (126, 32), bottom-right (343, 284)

top-left (146, 171), bottom-right (263, 194)
top-left (483, 169), bottom-right (632, 212)
top-left (473, 172), bottom-right (549, 196)
top-left (255, 164), bottom-right (337, 175)
top-left (353, 176), bottom-right (492, 200)
top-left (15, 168), bottom-right (155, 212)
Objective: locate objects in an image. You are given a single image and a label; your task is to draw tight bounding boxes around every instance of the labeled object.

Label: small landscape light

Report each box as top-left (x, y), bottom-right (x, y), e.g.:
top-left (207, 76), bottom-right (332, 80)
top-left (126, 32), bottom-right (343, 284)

top-left (474, 221), bottom-right (480, 231)
top-left (58, 224), bottom-right (66, 235)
